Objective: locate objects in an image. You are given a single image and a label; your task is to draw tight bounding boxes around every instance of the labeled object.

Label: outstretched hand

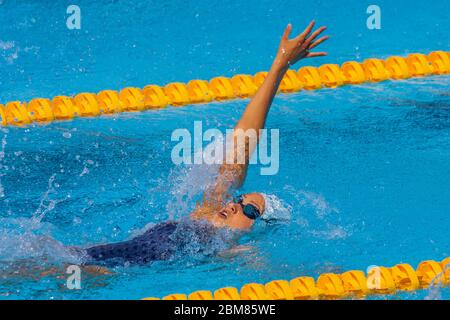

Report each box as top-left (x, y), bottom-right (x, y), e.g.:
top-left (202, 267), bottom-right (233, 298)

top-left (273, 20), bottom-right (329, 70)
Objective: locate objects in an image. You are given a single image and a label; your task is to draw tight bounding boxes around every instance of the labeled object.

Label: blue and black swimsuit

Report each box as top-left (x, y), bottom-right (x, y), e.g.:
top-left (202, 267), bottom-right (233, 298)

top-left (84, 220), bottom-right (228, 266)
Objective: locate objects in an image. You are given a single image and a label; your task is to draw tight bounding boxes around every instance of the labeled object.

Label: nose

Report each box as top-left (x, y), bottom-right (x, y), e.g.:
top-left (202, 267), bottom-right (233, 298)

top-left (227, 203), bottom-right (237, 214)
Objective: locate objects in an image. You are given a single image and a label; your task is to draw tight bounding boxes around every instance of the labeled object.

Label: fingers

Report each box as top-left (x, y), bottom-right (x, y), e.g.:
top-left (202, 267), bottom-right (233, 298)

top-left (306, 52), bottom-right (327, 58)
top-left (294, 20), bottom-right (315, 42)
top-left (308, 35), bottom-right (329, 50)
top-left (282, 23), bottom-right (292, 41)
top-left (304, 26), bottom-right (327, 46)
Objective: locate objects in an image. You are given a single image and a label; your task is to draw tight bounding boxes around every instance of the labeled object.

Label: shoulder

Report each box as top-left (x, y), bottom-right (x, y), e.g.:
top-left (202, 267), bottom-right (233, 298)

top-left (189, 202), bottom-right (215, 220)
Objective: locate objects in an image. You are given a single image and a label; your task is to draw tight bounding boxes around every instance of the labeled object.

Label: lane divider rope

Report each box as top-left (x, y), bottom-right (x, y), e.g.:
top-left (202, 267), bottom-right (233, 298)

top-left (143, 257), bottom-right (450, 300)
top-left (1, 51), bottom-right (449, 127)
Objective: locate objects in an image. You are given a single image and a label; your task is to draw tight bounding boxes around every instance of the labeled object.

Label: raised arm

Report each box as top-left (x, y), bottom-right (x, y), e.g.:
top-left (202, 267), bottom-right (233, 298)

top-left (237, 22), bottom-right (328, 136)
top-left (192, 21), bottom-right (328, 217)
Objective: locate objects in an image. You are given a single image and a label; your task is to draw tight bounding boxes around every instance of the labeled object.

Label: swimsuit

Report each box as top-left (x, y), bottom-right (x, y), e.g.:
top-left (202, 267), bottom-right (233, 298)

top-left (84, 219), bottom-right (225, 266)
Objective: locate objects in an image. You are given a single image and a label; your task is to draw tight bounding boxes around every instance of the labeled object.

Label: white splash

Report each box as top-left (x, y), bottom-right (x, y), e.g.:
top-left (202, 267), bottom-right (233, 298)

top-left (0, 40), bottom-right (14, 50)
top-left (424, 281), bottom-right (443, 300)
top-left (0, 225), bottom-right (82, 264)
top-left (0, 129), bottom-right (8, 198)
top-left (31, 174), bottom-right (59, 225)
top-left (165, 136), bottom-right (224, 219)
top-left (0, 40), bottom-right (19, 64)
top-left (297, 190), bottom-right (340, 218)
top-left (285, 186), bottom-right (349, 240)
top-left (0, 173), bottom-right (79, 264)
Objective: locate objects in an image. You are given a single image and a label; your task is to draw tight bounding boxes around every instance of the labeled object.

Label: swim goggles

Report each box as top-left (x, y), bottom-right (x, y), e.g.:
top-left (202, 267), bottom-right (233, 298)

top-left (233, 195), bottom-right (262, 220)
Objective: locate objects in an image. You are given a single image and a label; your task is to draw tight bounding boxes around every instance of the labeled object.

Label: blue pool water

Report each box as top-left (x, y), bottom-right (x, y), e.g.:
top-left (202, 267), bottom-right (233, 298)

top-left (0, 0), bottom-right (449, 299)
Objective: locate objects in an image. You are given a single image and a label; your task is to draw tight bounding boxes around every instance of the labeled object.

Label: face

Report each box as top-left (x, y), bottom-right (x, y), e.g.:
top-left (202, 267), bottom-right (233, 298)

top-left (210, 193), bottom-right (265, 230)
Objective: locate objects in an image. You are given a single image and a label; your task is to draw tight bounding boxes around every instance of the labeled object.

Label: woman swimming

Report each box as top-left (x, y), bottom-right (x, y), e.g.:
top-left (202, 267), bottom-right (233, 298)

top-left (84, 21), bottom-right (329, 266)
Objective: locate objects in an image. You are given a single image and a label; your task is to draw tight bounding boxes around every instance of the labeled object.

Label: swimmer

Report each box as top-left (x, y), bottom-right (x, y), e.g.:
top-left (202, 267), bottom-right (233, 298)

top-left (83, 21), bottom-right (329, 266)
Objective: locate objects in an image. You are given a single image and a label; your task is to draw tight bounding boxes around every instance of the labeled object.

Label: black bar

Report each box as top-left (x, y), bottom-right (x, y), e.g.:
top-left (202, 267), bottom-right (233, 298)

top-left (0, 300), bottom-right (448, 319)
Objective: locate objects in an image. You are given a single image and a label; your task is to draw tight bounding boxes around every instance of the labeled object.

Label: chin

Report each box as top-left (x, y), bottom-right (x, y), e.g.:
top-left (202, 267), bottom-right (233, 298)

top-left (210, 216), bottom-right (227, 228)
